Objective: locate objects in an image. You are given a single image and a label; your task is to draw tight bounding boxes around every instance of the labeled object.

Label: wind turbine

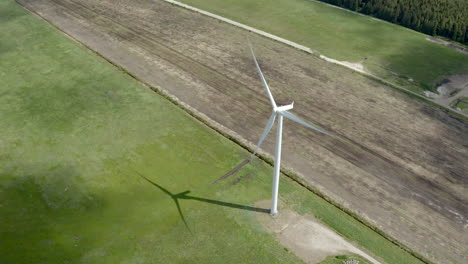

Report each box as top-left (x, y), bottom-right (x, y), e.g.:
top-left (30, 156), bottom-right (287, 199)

top-left (249, 45), bottom-right (333, 216)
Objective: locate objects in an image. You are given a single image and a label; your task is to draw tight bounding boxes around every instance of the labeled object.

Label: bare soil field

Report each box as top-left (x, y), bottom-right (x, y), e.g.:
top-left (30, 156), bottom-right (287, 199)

top-left (18, 0), bottom-right (468, 263)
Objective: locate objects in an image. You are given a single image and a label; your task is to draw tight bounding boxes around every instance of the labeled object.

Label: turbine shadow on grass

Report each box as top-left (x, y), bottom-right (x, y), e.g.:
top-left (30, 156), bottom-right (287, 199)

top-left (137, 167), bottom-right (269, 232)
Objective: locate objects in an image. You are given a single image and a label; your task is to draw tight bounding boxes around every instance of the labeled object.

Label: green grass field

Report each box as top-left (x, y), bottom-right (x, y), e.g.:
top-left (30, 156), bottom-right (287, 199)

top-left (178, 0), bottom-right (468, 93)
top-left (1, 0), bottom-right (425, 263)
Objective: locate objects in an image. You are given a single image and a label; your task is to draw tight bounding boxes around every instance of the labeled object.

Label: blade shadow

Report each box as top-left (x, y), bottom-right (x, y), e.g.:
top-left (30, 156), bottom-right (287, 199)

top-left (139, 174), bottom-right (192, 233)
top-left (210, 159), bottom-right (250, 184)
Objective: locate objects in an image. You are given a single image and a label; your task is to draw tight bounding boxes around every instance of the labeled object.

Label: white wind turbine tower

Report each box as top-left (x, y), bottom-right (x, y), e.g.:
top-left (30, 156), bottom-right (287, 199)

top-left (249, 45), bottom-right (333, 216)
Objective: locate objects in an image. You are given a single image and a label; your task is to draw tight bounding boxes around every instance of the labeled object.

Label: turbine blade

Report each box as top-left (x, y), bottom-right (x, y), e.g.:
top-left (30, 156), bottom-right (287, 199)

top-left (251, 113), bottom-right (277, 159)
top-left (281, 111), bottom-right (333, 136)
top-left (249, 44), bottom-right (277, 108)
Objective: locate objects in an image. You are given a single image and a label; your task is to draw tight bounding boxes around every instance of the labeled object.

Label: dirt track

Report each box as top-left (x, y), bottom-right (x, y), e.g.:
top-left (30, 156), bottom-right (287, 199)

top-left (18, 0), bottom-right (468, 263)
top-left (256, 200), bottom-right (382, 264)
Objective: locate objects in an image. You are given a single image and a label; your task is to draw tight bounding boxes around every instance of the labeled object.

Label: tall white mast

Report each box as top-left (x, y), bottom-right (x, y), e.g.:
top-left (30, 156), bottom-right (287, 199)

top-left (271, 114), bottom-right (283, 216)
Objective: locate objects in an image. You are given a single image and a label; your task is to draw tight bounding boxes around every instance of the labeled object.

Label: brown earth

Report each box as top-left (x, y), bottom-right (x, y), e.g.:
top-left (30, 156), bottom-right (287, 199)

top-left (17, 0), bottom-right (468, 263)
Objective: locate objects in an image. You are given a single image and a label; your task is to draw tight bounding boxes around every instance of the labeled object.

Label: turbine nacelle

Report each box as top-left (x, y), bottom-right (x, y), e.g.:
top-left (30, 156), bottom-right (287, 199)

top-left (274, 102), bottom-right (294, 113)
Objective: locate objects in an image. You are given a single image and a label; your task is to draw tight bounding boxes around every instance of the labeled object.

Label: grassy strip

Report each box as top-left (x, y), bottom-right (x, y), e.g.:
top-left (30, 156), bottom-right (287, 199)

top-left (452, 97), bottom-right (468, 110)
top-left (456, 101), bottom-right (468, 110)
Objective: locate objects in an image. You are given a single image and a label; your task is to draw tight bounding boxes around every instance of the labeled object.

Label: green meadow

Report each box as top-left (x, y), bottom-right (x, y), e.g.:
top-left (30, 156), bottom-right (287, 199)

top-left (179, 0), bottom-right (468, 93)
top-left (1, 0), bottom-right (424, 263)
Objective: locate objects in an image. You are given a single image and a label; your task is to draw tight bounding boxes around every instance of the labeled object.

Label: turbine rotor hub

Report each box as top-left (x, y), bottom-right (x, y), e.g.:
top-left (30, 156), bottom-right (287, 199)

top-left (274, 102), bottom-right (294, 112)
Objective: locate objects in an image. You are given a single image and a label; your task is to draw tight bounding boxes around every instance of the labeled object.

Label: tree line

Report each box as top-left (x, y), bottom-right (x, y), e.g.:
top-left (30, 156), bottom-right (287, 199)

top-left (317, 0), bottom-right (468, 44)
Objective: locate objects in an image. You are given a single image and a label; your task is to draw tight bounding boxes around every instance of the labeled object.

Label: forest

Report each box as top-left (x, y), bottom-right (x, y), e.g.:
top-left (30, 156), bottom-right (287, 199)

top-left (318, 0), bottom-right (468, 44)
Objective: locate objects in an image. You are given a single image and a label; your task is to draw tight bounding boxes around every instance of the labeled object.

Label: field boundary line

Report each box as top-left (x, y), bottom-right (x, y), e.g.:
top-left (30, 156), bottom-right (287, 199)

top-left (163, 0), bottom-right (314, 54)
top-left (162, 0), bottom-right (467, 120)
